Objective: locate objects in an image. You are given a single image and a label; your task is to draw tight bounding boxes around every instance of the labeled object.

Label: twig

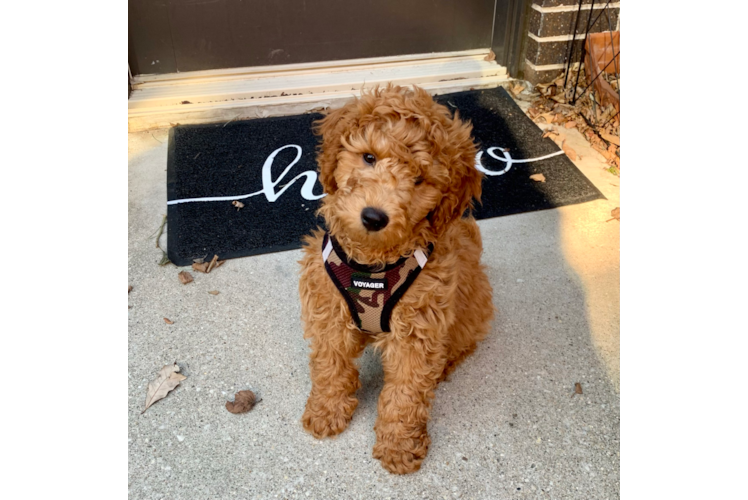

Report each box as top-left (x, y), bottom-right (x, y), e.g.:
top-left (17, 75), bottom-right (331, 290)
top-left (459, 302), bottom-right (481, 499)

top-left (206, 254), bottom-right (219, 273)
top-left (222, 115), bottom-right (240, 128)
top-left (150, 132), bottom-right (163, 144)
top-left (154, 214), bottom-right (171, 266)
top-left (153, 214), bottom-right (167, 248)
top-left (194, 152), bottom-right (201, 160)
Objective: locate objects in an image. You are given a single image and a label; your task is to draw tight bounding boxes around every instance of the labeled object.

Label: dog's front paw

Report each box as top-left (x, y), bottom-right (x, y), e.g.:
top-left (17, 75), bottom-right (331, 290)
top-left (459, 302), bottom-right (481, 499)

top-left (301, 393), bottom-right (358, 439)
top-left (373, 425), bottom-right (431, 474)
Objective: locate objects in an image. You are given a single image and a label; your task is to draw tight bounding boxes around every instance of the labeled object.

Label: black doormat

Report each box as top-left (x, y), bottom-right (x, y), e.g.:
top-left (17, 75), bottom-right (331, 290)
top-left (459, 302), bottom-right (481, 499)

top-left (166, 87), bottom-right (604, 266)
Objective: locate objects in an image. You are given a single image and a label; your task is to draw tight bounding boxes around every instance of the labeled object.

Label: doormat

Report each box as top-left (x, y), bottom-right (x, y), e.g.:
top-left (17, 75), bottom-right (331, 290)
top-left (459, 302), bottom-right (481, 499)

top-left (166, 87), bottom-right (604, 266)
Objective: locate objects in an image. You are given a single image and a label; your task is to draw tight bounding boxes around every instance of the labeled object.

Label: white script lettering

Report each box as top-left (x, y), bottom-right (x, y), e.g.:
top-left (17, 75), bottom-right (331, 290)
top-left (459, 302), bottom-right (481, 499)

top-left (167, 144), bottom-right (325, 206)
top-left (475, 147), bottom-right (566, 176)
top-left (168, 144), bottom-right (568, 206)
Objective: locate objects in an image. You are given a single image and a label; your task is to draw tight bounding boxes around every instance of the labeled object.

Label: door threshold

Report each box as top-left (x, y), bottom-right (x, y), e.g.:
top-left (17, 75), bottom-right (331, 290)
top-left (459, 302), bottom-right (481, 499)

top-left (128, 50), bottom-right (511, 132)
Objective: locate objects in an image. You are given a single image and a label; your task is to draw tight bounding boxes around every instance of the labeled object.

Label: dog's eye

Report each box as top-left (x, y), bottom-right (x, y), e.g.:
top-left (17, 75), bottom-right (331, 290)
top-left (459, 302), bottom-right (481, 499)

top-left (362, 153), bottom-right (376, 166)
top-left (414, 176), bottom-right (424, 186)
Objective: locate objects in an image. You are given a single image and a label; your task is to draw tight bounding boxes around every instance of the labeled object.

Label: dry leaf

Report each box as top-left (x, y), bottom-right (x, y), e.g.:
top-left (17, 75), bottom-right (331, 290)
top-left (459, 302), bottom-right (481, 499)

top-left (511, 83), bottom-right (524, 95)
top-left (128, 285), bottom-right (133, 294)
top-left (484, 50), bottom-right (496, 62)
top-left (206, 254), bottom-right (219, 273)
top-left (549, 94), bottom-right (567, 104)
top-left (575, 383), bottom-right (583, 395)
top-left (593, 143), bottom-right (614, 160)
top-left (225, 390), bottom-right (260, 414)
top-left (208, 290), bottom-right (220, 295)
top-left (538, 112), bottom-right (555, 124)
top-left (601, 132), bottom-right (620, 146)
top-left (143, 363), bottom-right (187, 413)
top-left (542, 130), bottom-right (557, 139)
top-left (232, 201), bottom-right (245, 210)
top-left (563, 143), bottom-right (577, 161)
top-left (192, 262), bottom-right (209, 273)
top-left (529, 173), bottom-right (546, 183)
top-left (529, 66), bottom-right (621, 173)
top-left (164, 318), bottom-right (173, 324)
top-left (178, 271), bottom-right (193, 284)
top-left (607, 207), bottom-right (620, 222)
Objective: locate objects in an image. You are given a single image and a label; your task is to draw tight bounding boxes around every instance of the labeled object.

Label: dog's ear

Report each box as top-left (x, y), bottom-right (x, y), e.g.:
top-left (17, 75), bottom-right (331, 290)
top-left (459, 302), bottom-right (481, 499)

top-left (313, 104), bottom-right (354, 194)
top-left (428, 111), bottom-right (483, 231)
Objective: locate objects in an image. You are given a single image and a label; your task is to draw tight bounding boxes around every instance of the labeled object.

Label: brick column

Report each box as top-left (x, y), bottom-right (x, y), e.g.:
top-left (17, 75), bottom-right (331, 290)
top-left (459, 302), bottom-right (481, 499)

top-left (523, 0), bottom-right (620, 84)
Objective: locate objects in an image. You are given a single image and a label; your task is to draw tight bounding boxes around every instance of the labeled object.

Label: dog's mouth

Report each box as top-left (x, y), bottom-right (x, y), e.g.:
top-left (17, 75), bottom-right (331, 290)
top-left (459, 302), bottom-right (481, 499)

top-left (320, 207), bottom-right (404, 264)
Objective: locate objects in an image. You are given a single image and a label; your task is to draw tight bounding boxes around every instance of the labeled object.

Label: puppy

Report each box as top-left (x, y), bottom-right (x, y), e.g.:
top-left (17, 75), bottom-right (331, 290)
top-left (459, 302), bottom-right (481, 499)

top-left (298, 85), bottom-right (494, 474)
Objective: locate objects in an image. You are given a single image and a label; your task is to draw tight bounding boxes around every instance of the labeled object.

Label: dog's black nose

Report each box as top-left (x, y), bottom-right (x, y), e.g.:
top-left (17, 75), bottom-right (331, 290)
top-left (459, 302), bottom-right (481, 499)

top-left (361, 207), bottom-right (389, 232)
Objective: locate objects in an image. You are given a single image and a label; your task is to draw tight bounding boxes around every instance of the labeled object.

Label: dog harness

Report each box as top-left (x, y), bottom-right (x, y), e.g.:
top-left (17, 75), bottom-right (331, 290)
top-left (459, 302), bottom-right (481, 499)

top-left (322, 233), bottom-right (433, 333)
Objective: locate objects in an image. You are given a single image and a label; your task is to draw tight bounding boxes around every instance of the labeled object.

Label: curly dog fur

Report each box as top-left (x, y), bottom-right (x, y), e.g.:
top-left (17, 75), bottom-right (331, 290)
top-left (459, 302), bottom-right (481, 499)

top-left (298, 85), bottom-right (494, 474)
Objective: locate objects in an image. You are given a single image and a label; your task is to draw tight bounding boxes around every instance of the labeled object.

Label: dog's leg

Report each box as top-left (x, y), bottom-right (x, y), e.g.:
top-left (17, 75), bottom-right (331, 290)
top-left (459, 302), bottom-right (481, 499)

top-left (372, 333), bottom-right (445, 474)
top-left (439, 342), bottom-right (478, 383)
top-left (301, 322), bottom-right (366, 439)
top-left (439, 247), bottom-right (494, 383)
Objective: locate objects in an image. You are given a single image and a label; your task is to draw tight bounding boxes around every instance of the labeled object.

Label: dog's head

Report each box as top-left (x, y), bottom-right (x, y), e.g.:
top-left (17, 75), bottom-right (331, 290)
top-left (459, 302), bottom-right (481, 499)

top-left (314, 85), bottom-right (482, 266)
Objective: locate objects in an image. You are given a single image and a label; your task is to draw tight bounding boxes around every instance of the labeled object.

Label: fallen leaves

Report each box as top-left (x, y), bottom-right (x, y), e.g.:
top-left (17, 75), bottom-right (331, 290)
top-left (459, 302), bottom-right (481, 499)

top-left (552, 132), bottom-right (566, 148)
top-left (538, 112), bottom-right (555, 124)
top-left (192, 255), bottom-right (225, 274)
top-left (192, 261), bottom-right (209, 273)
top-left (607, 207), bottom-right (620, 222)
top-left (484, 50), bottom-right (496, 62)
top-left (525, 68), bottom-right (620, 174)
top-left (128, 285), bottom-right (133, 294)
top-left (178, 271), bottom-right (193, 284)
top-left (509, 82), bottom-right (525, 96)
top-left (232, 201), bottom-right (244, 210)
top-left (208, 290), bottom-right (220, 295)
top-left (572, 382), bottom-right (583, 398)
top-left (163, 318), bottom-right (174, 324)
top-left (143, 363), bottom-right (187, 413)
top-left (225, 390), bottom-right (260, 414)
top-left (600, 132), bottom-right (620, 146)
top-left (562, 143), bottom-right (578, 161)
top-left (602, 71), bottom-right (620, 92)
top-left (529, 173), bottom-right (546, 183)
top-left (207, 254), bottom-right (220, 273)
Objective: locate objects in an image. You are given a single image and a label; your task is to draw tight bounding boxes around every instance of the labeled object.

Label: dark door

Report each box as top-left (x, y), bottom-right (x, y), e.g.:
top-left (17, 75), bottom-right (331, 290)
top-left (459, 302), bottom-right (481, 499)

top-left (129, 0), bottom-right (515, 76)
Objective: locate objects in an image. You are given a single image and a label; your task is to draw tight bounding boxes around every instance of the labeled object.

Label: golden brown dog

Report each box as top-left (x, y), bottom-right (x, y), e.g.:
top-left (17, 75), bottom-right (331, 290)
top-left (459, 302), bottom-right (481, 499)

top-left (298, 85), bottom-right (494, 474)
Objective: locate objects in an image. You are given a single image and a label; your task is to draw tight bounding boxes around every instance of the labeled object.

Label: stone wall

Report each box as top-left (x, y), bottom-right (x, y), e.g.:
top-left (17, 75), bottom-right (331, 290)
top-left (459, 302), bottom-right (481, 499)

top-left (523, 0), bottom-right (620, 84)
